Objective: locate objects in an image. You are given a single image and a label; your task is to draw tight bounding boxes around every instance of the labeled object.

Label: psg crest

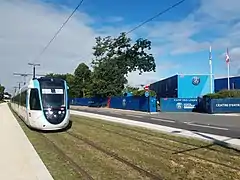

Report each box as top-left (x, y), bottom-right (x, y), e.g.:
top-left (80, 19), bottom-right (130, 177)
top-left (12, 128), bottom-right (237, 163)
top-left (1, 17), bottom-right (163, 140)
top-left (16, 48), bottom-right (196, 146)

top-left (192, 76), bottom-right (200, 86)
top-left (176, 102), bottom-right (182, 109)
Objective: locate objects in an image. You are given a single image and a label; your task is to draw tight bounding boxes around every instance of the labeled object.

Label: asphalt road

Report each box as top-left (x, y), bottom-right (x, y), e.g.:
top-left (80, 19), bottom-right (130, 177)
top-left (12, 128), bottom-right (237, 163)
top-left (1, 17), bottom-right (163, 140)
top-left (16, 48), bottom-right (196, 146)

top-left (70, 106), bottom-right (240, 138)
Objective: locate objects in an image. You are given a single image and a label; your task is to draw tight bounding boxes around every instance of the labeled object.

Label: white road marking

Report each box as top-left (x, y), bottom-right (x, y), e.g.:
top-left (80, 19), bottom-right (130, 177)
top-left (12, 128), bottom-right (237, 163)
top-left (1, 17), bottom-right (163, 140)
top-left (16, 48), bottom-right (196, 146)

top-left (151, 118), bottom-right (175, 123)
top-left (212, 114), bottom-right (240, 116)
top-left (183, 122), bottom-right (193, 124)
top-left (188, 123), bottom-right (228, 130)
top-left (108, 111), bottom-right (119, 114)
top-left (127, 114), bottom-right (143, 118)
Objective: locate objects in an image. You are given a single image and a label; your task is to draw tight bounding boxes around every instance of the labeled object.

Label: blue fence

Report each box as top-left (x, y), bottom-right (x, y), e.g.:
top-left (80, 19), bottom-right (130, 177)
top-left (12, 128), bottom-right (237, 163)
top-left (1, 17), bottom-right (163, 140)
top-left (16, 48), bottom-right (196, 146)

top-left (70, 96), bottom-right (157, 112)
top-left (160, 98), bottom-right (198, 112)
top-left (207, 98), bottom-right (240, 113)
top-left (69, 97), bottom-right (108, 107)
top-left (109, 96), bottom-right (157, 112)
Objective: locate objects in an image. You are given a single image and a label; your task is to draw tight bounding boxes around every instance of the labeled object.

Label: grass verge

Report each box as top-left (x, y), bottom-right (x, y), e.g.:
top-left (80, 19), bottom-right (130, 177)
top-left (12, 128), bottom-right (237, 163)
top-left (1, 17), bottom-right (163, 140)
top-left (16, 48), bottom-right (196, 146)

top-left (8, 105), bottom-right (240, 180)
top-left (70, 115), bottom-right (240, 180)
top-left (9, 105), bottom-right (83, 180)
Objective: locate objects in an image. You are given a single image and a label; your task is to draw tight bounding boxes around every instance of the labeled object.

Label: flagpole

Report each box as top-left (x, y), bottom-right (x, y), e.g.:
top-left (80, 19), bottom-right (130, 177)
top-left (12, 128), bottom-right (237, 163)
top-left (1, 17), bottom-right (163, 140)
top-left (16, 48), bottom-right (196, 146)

top-left (226, 48), bottom-right (230, 90)
top-left (227, 62), bottom-right (230, 90)
top-left (209, 46), bottom-right (213, 93)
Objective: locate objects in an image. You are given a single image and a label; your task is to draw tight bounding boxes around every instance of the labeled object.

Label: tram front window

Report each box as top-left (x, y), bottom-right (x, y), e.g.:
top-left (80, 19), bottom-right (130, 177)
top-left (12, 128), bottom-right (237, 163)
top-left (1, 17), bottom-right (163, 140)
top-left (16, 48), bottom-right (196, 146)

top-left (41, 89), bottom-right (65, 109)
top-left (42, 94), bottom-right (64, 109)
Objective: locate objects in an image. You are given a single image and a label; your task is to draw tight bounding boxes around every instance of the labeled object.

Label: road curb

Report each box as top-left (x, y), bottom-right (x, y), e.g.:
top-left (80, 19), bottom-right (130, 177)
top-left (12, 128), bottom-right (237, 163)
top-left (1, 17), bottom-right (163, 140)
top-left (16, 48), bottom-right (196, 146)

top-left (70, 110), bottom-right (240, 151)
top-left (212, 113), bottom-right (240, 116)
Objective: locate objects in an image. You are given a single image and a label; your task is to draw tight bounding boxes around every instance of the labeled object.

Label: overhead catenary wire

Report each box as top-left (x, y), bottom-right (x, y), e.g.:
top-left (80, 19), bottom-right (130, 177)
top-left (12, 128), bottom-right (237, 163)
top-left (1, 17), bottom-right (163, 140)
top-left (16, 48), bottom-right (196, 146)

top-left (126, 0), bottom-right (186, 35)
top-left (32, 0), bottom-right (84, 63)
top-left (31, 0), bottom-right (184, 64)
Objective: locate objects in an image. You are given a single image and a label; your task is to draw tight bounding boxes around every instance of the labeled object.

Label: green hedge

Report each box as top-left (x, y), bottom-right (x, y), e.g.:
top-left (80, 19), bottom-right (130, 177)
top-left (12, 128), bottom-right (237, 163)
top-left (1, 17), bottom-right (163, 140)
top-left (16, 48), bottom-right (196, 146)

top-left (133, 90), bottom-right (156, 97)
top-left (203, 90), bottom-right (240, 99)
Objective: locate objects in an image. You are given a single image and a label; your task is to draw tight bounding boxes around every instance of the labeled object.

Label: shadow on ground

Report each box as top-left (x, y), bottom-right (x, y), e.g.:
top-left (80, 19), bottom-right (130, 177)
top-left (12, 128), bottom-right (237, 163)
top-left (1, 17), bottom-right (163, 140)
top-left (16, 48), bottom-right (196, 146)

top-left (30, 120), bottom-right (73, 134)
top-left (172, 130), bottom-right (240, 154)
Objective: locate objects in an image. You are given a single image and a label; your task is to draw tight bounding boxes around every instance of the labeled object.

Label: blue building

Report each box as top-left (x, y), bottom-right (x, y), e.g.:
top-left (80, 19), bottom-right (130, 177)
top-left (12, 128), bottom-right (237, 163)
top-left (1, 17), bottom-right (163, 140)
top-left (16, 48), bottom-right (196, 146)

top-left (214, 76), bottom-right (240, 92)
top-left (150, 74), bottom-right (212, 100)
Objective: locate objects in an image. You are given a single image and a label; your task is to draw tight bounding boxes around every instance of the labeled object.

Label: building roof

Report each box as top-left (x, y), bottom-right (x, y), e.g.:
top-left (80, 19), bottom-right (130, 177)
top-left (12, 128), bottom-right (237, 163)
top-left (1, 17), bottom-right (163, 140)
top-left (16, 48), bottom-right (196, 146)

top-left (150, 73), bottom-right (212, 85)
top-left (214, 75), bottom-right (240, 80)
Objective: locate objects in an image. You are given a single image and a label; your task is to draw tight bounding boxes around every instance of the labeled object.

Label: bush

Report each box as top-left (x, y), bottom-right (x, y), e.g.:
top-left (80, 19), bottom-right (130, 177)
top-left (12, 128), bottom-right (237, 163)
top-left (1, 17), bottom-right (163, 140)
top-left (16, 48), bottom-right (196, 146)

top-left (203, 90), bottom-right (240, 99)
top-left (133, 90), bottom-right (156, 97)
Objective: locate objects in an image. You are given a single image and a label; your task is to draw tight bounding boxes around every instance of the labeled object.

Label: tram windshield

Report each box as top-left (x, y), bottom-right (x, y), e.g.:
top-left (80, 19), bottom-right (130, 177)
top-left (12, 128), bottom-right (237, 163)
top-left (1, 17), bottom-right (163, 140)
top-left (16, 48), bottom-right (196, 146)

top-left (42, 92), bottom-right (65, 108)
top-left (39, 78), bottom-right (66, 109)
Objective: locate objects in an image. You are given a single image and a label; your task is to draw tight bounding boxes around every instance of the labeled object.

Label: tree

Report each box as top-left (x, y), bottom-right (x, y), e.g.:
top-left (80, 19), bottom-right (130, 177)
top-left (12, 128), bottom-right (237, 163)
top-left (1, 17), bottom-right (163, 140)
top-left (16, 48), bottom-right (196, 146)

top-left (90, 32), bottom-right (156, 97)
top-left (124, 85), bottom-right (139, 92)
top-left (45, 73), bottom-right (76, 98)
top-left (45, 63), bottom-right (92, 98)
top-left (0, 84), bottom-right (5, 101)
top-left (0, 84), bottom-right (5, 94)
top-left (73, 63), bottom-right (92, 97)
top-left (133, 89), bottom-right (156, 97)
top-left (122, 85), bottom-right (139, 96)
top-left (65, 74), bottom-right (76, 98)
top-left (45, 73), bottom-right (67, 80)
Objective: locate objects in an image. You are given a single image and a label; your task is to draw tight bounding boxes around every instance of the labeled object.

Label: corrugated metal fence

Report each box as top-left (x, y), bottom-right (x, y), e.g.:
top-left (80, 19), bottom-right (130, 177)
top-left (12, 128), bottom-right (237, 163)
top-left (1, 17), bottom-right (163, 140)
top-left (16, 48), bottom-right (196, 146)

top-left (70, 96), bottom-right (157, 112)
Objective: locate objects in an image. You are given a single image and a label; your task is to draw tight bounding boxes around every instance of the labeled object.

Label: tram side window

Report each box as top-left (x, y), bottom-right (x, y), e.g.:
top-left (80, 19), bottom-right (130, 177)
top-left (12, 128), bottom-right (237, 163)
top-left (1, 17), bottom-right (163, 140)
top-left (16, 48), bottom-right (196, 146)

top-left (20, 91), bottom-right (27, 106)
top-left (15, 94), bottom-right (20, 105)
top-left (30, 89), bottom-right (41, 110)
top-left (67, 89), bottom-right (70, 109)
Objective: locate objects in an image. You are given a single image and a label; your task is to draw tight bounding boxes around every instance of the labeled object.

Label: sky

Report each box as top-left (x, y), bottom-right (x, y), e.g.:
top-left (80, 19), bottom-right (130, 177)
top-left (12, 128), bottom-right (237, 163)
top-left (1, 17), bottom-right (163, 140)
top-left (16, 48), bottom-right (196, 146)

top-left (0, 0), bottom-right (240, 92)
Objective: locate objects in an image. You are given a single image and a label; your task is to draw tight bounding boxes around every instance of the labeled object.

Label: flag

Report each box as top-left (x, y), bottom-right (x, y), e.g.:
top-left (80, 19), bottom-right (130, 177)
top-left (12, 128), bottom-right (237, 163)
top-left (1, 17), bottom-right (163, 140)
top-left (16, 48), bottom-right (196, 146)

top-left (225, 48), bottom-right (230, 64)
top-left (209, 46), bottom-right (212, 65)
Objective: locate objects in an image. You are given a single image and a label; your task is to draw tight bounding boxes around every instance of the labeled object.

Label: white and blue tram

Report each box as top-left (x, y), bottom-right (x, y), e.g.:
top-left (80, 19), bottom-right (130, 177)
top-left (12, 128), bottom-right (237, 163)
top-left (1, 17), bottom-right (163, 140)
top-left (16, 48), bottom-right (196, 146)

top-left (10, 77), bottom-right (70, 130)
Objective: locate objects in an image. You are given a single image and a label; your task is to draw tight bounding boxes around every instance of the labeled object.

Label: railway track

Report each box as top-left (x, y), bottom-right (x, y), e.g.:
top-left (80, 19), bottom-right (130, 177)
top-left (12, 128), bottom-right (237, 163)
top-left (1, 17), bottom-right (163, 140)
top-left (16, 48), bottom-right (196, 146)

top-left (39, 133), bottom-right (94, 180)
top-left (9, 106), bottom-right (240, 179)
top-left (66, 131), bottom-right (162, 180)
top-left (10, 107), bottom-right (94, 180)
top-left (72, 119), bottom-right (240, 172)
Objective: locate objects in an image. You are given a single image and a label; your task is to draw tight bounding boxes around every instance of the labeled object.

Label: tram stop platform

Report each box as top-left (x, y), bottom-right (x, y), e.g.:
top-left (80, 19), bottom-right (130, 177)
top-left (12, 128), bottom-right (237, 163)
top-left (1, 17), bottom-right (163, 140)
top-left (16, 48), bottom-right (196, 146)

top-left (0, 103), bottom-right (53, 180)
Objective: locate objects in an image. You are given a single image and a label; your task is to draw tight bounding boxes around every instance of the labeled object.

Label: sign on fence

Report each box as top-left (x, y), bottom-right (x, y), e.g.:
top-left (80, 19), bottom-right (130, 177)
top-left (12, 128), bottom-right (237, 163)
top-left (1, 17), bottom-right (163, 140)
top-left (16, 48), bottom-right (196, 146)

top-left (160, 98), bottom-right (198, 112)
top-left (209, 98), bottom-right (240, 113)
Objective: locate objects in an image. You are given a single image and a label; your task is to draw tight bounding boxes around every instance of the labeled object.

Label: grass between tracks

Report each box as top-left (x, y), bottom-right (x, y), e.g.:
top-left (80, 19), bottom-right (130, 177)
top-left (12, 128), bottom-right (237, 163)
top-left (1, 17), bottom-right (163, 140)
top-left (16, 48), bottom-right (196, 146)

top-left (10, 106), bottom-right (240, 180)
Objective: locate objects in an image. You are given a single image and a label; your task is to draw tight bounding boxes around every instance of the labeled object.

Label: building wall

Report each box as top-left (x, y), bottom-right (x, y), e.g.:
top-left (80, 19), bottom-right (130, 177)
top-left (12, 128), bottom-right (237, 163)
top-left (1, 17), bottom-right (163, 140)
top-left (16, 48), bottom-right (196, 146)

top-left (178, 74), bottom-right (211, 98)
top-left (214, 76), bottom-right (240, 92)
top-left (149, 75), bottom-right (178, 100)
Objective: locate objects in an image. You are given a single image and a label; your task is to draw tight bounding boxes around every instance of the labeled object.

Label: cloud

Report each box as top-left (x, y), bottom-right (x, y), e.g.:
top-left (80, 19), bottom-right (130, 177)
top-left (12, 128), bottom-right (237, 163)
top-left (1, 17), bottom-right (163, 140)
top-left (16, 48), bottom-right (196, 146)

top-left (229, 48), bottom-right (240, 62)
top-left (198, 0), bottom-right (240, 21)
top-left (0, 0), bottom-right (99, 92)
top-left (138, 0), bottom-right (240, 57)
top-left (228, 47), bottom-right (240, 73)
top-left (127, 61), bottom-right (181, 87)
top-left (0, 0), bottom-right (160, 92)
top-left (2, 0), bottom-right (239, 93)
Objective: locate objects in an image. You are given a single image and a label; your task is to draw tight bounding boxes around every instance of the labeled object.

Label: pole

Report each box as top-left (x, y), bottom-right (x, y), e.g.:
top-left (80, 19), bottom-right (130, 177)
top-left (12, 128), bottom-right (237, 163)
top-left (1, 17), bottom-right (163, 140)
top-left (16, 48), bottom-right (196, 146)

top-left (227, 62), bottom-right (230, 90)
top-left (33, 66), bottom-right (36, 79)
top-left (209, 46), bottom-right (213, 93)
top-left (148, 95), bottom-right (150, 113)
top-left (210, 63), bottom-right (213, 93)
top-left (28, 63), bottom-right (40, 79)
top-left (17, 82), bottom-right (21, 90)
top-left (23, 75), bottom-right (26, 85)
